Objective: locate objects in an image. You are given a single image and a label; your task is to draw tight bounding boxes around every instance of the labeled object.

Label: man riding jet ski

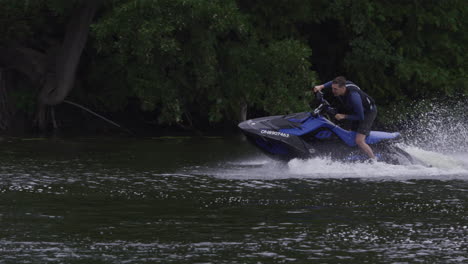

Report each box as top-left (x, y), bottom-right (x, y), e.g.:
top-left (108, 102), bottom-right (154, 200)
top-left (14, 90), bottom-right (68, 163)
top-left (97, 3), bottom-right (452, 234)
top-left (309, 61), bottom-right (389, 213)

top-left (313, 76), bottom-right (377, 160)
top-left (238, 78), bottom-right (419, 165)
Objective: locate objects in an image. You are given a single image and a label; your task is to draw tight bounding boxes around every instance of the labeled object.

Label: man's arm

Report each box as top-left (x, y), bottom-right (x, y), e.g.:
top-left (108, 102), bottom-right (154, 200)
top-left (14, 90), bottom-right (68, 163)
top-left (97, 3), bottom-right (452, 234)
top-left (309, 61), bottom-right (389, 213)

top-left (313, 81), bottom-right (332, 92)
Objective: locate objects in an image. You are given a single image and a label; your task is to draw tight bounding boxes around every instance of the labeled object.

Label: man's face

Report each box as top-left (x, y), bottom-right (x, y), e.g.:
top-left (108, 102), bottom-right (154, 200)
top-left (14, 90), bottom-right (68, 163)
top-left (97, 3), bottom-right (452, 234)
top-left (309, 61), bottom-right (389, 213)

top-left (332, 84), bottom-right (345, 96)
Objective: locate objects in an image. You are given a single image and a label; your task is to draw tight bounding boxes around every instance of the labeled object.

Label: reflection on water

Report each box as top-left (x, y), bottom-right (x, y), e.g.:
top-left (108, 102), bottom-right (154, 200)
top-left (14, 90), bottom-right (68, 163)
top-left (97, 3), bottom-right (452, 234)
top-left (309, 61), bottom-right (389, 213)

top-left (0, 137), bottom-right (467, 263)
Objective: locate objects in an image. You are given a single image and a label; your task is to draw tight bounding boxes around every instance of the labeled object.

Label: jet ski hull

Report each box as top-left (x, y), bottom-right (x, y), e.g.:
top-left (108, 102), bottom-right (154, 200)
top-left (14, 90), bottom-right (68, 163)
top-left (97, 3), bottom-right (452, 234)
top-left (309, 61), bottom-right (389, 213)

top-left (239, 112), bottom-right (418, 165)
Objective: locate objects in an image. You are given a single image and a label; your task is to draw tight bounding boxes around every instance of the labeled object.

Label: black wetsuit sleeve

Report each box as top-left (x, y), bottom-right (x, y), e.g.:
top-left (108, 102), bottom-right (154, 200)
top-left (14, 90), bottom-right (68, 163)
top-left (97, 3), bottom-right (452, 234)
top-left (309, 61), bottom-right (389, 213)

top-left (322, 81), bottom-right (333, 89)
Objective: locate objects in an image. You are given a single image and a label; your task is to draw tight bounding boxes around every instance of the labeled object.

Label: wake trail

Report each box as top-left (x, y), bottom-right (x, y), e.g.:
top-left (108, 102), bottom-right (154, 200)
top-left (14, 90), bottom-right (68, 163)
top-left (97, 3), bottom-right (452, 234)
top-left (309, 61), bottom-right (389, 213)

top-left (287, 144), bottom-right (468, 180)
top-left (403, 145), bottom-right (468, 169)
top-left (287, 152), bottom-right (467, 180)
top-left (190, 148), bottom-right (468, 180)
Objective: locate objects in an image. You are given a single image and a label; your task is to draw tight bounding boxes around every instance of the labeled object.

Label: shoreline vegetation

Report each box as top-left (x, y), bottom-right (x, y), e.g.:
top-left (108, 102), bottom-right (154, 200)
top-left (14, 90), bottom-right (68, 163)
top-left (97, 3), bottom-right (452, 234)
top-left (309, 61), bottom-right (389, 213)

top-left (0, 0), bottom-right (466, 137)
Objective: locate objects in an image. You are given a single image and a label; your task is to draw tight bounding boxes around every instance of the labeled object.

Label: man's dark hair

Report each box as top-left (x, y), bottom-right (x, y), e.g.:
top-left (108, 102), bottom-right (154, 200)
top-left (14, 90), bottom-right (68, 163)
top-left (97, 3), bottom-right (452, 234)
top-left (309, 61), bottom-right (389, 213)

top-left (332, 76), bottom-right (347, 87)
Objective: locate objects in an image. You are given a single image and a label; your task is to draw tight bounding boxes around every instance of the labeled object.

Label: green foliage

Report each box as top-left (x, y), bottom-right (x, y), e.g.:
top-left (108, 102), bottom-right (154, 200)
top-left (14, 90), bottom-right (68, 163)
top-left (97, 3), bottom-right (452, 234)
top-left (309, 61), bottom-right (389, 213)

top-left (0, 0), bottom-right (81, 43)
top-left (0, 0), bottom-right (43, 42)
top-left (1, 0), bottom-right (467, 131)
top-left (10, 89), bottom-right (36, 114)
top-left (218, 39), bottom-right (315, 121)
top-left (322, 0), bottom-right (468, 102)
top-left (91, 0), bottom-right (317, 125)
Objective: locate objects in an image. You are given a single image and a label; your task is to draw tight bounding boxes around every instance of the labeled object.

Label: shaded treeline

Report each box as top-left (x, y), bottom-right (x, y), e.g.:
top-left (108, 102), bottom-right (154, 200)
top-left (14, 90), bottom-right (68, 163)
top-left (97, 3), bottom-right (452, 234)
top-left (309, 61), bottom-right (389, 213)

top-left (0, 0), bottom-right (466, 135)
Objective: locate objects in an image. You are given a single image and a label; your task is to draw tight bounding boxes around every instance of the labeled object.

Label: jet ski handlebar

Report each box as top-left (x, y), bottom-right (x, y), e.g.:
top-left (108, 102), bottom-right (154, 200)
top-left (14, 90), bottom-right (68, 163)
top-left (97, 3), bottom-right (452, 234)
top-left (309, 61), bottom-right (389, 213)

top-left (315, 91), bottom-right (325, 103)
top-left (313, 91), bottom-right (337, 117)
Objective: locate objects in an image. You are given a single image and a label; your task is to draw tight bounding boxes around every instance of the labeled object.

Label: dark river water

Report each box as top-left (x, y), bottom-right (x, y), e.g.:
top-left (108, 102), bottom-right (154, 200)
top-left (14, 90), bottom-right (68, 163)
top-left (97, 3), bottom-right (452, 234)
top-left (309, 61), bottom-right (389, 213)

top-left (0, 137), bottom-right (467, 263)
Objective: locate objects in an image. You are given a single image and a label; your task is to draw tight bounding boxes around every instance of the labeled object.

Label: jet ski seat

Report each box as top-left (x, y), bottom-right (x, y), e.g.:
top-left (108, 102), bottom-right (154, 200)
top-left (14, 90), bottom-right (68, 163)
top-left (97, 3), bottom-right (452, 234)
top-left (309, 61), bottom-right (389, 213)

top-left (332, 125), bottom-right (401, 147)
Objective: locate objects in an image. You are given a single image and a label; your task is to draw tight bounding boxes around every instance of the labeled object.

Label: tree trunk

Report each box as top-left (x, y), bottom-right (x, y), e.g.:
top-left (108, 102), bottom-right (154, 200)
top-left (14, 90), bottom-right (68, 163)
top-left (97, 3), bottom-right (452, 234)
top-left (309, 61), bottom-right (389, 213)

top-left (239, 101), bottom-right (247, 122)
top-left (0, 1), bottom-right (100, 134)
top-left (35, 104), bottom-right (48, 133)
top-left (35, 0), bottom-right (100, 131)
top-left (0, 69), bottom-right (11, 130)
top-left (39, 0), bottom-right (100, 106)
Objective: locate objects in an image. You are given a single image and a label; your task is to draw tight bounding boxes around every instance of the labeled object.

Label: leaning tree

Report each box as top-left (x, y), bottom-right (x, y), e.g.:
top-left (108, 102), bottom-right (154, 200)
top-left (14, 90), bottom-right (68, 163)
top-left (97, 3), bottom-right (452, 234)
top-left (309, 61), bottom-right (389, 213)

top-left (0, 0), bottom-right (101, 132)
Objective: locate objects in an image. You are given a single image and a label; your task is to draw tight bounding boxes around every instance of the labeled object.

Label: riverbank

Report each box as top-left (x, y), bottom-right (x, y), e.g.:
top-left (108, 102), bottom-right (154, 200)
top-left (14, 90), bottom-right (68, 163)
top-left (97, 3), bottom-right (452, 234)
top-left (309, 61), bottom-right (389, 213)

top-left (1, 96), bottom-right (466, 139)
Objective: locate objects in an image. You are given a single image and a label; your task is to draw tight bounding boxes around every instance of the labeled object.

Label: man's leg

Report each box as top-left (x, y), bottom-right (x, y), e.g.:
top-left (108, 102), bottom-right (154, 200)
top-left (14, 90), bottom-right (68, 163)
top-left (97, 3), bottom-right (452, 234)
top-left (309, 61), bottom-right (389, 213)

top-left (355, 133), bottom-right (376, 159)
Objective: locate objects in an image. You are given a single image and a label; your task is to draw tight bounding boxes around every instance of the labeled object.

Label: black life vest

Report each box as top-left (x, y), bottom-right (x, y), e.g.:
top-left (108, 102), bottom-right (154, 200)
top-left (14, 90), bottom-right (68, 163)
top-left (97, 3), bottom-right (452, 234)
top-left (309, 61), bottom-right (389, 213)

top-left (343, 81), bottom-right (376, 112)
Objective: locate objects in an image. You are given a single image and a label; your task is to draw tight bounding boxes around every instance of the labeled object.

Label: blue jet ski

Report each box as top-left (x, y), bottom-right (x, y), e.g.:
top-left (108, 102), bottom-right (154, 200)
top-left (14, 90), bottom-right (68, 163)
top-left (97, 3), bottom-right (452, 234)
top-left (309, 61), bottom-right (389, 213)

top-left (239, 92), bottom-right (418, 164)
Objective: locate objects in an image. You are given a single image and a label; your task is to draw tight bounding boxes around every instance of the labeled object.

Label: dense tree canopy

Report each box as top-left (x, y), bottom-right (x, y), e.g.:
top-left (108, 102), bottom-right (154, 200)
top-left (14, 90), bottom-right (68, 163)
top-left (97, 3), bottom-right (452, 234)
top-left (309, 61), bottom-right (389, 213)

top-left (89, 0), bottom-right (315, 125)
top-left (0, 0), bottom-right (466, 134)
